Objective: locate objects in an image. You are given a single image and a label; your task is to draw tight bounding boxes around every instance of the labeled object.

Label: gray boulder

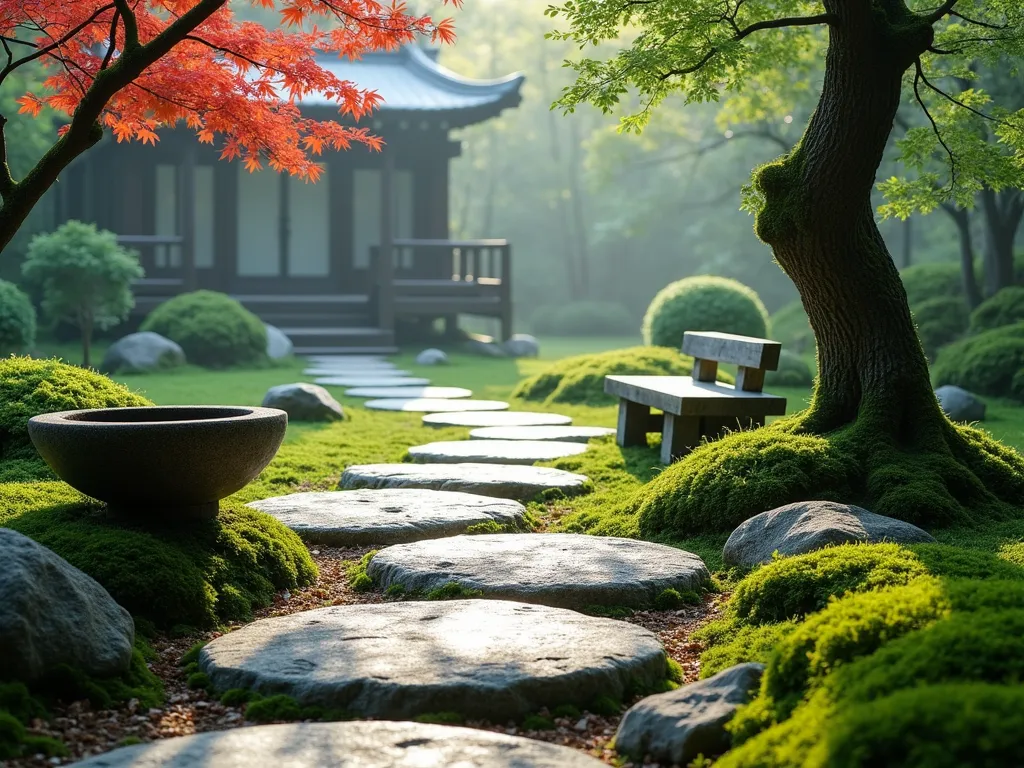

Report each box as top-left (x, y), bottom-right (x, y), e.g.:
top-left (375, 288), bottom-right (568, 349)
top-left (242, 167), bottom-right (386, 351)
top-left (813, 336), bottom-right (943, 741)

top-left (935, 385), bottom-right (986, 423)
top-left (502, 334), bottom-right (540, 358)
top-left (416, 348), bottom-right (449, 366)
top-left (265, 325), bottom-right (294, 360)
top-left (0, 528), bottom-right (134, 683)
top-left (723, 500), bottom-right (936, 568)
top-left (100, 331), bottom-right (185, 374)
top-left (615, 663), bottom-right (764, 765)
top-left (463, 338), bottom-right (507, 358)
top-left (262, 383), bottom-right (344, 422)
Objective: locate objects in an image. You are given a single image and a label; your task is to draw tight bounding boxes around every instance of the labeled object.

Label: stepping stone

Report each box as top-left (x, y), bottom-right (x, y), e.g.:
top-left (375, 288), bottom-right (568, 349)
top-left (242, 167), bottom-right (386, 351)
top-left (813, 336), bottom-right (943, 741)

top-left (423, 411), bottom-right (572, 428)
top-left (368, 533), bottom-right (711, 609)
top-left (408, 439), bottom-right (588, 465)
top-left (306, 355), bottom-right (389, 364)
top-left (340, 463), bottom-right (590, 501)
top-left (196, 600), bottom-right (668, 721)
top-left (304, 365), bottom-right (400, 376)
top-left (470, 425), bottom-right (616, 443)
top-left (71, 721), bottom-right (607, 767)
top-left (345, 386), bottom-right (472, 399)
top-left (247, 489), bottom-right (526, 546)
top-left (314, 376), bottom-right (431, 388)
top-left (365, 398), bottom-right (509, 413)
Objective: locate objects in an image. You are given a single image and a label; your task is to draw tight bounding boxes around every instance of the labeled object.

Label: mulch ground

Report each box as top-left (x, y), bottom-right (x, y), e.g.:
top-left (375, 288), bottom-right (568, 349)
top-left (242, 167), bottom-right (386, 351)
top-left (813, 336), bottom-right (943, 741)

top-left (9, 545), bottom-right (724, 768)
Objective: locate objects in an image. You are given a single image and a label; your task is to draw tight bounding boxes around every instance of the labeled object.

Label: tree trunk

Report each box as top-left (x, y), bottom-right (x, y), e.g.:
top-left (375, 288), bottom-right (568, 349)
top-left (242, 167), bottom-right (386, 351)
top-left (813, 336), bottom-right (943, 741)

top-left (900, 216), bottom-right (913, 269)
top-left (947, 205), bottom-right (983, 309)
top-left (980, 189), bottom-right (1019, 296)
top-left (755, 1), bottom-right (940, 435)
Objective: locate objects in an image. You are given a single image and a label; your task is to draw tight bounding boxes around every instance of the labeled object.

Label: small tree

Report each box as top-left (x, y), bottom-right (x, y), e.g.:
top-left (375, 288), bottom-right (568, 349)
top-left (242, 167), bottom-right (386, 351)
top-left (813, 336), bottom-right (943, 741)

top-left (22, 221), bottom-right (143, 367)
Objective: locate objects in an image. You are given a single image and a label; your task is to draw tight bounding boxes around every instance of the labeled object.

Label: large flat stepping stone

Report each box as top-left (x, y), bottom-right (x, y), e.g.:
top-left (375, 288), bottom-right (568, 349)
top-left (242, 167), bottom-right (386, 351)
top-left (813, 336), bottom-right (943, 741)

top-left (314, 376), bottom-right (431, 387)
top-left (306, 355), bottom-right (389, 364)
top-left (247, 489), bottom-right (526, 546)
top-left (304, 365), bottom-right (402, 376)
top-left (470, 425), bottom-right (616, 443)
top-left (340, 463), bottom-right (590, 501)
top-left (345, 386), bottom-right (472, 399)
top-left (71, 721), bottom-right (606, 767)
top-left (408, 439), bottom-right (588, 465)
top-left (368, 533), bottom-right (711, 609)
top-left (197, 600), bottom-right (668, 721)
top-left (423, 410), bottom-right (572, 428)
top-left (365, 398), bottom-right (509, 413)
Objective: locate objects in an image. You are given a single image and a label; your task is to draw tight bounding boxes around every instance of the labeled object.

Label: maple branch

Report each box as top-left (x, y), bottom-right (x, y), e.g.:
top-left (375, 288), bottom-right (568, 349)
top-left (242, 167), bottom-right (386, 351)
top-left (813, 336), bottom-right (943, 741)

top-left (101, 10), bottom-right (121, 70)
top-left (0, 4), bottom-right (115, 86)
top-left (112, 0), bottom-right (140, 51)
top-left (0, 116), bottom-right (15, 200)
top-left (0, 35), bottom-right (37, 50)
top-left (184, 35), bottom-right (288, 76)
top-left (923, 0), bottom-right (959, 24)
top-left (948, 10), bottom-right (1006, 30)
top-left (913, 58), bottom-right (957, 193)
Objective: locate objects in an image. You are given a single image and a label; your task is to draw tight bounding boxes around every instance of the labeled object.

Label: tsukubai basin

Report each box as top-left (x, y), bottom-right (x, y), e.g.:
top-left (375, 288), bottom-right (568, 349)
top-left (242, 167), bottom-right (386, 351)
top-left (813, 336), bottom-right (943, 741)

top-left (28, 406), bottom-right (288, 521)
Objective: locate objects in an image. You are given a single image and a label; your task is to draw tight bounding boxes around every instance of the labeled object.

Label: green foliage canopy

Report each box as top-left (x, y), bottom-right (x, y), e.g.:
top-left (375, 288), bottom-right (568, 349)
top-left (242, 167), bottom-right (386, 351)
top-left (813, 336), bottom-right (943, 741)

top-left (0, 281), bottom-right (36, 355)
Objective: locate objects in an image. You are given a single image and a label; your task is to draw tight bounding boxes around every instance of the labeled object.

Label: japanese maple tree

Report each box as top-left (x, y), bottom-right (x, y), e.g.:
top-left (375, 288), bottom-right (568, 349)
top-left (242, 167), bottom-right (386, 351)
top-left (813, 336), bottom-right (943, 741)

top-left (0, 0), bottom-right (459, 252)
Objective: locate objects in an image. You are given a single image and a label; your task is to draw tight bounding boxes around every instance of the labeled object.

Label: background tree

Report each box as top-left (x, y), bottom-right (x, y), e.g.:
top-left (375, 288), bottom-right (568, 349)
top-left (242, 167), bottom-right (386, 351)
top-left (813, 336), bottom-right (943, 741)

top-left (22, 221), bottom-right (143, 367)
top-left (0, 0), bottom-right (459, 252)
top-left (549, 0), bottom-right (1024, 525)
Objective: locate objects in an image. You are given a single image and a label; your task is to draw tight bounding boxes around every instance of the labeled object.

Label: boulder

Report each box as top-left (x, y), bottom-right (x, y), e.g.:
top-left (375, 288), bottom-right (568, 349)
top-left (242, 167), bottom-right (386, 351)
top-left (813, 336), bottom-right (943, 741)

top-left (463, 338), bottom-right (507, 358)
top-left (265, 325), bottom-right (293, 360)
top-left (100, 331), bottom-right (185, 374)
top-left (502, 334), bottom-right (540, 358)
top-left (723, 500), bottom-right (936, 567)
top-left (0, 528), bottom-right (134, 683)
top-left (262, 383), bottom-right (344, 422)
top-left (416, 348), bottom-right (449, 366)
top-left (615, 663), bottom-right (765, 765)
top-left (935, 385), bottom-right (986, 423)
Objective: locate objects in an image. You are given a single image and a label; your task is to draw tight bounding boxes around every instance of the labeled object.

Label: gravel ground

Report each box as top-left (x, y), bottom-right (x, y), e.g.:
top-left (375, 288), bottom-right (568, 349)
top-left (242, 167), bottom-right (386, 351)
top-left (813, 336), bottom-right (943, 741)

top-left (7, 545), bottom-right (723, 768)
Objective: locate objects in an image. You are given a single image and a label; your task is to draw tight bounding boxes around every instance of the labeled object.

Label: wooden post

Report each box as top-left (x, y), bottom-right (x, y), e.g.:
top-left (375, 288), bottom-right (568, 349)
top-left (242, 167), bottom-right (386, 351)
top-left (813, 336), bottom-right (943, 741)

top-left (691, 358), bottom-right (718, 382)
top-left (378, 149), bottom-right (395, 331)
top-left (661, 414), bottom-right (700, 464)
top-left (616, 399), bottom-right (651, 448)
top-left (278, 171), bottom-right (290, 279)
top-left (179, 143), bottom-right (197, 291)
top-left (500, 243), bottom-right (512, 341)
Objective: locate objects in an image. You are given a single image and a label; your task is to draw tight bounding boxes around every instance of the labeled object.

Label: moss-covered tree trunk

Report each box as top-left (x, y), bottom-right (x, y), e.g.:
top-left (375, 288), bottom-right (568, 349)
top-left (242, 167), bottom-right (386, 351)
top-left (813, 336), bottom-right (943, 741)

top-left (757, 0), bottom-right (942, 436)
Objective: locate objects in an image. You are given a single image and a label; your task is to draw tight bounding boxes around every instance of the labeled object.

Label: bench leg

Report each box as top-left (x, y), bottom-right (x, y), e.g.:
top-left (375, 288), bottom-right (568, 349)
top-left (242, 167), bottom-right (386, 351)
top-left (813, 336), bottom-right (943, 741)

top-left (661, 413), bottom-right (700, 464)
top-left (617, 399), bottom-right (652, 448)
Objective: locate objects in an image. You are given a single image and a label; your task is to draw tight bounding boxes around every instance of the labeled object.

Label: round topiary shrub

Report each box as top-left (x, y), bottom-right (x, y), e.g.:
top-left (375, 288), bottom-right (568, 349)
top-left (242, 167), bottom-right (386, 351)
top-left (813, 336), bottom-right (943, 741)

top-left (931, 323), bottom-right (1024, 400)
top-left (765, 350), bottom-right (814, 387)
top-left (642, 276), bottom-right (770, 349)
top-left (0, 281), bottom-right (36, 356)
top-left (899, 261), bottom-right (963, 309)
top-left (913, 295), bottom-right (968, 358)
top-left (969, 286), bottom-right (1024, 334)
top-left (530, 301), bottom-right (635, 337)
top-left (770, 300), bottom-right (813, 354)
top-left (140, 291), bottom-right (267, 368)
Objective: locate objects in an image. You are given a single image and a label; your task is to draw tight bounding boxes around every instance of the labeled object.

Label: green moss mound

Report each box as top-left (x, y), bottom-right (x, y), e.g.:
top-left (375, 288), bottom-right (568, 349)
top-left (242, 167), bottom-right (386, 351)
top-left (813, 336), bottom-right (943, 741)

top-left (512, 346), bottom-right (729, 406)
top-left (642, 276), bottom-right (770, 349)
top-left (140, 290), bottom-right (267, 368)
top-left (0, 281), bottom-right (36, 356)
top-left (764, 349), bottom-right (813, 388)
top-left (900, 261), bottom-right (963, 308)
top-left (0, 482), bottom-right (316, 629)
top-left (531, 300), bottom-right (635, 337)
top-left (932, 323), bottom-right (1024, 401)
top-left (913, 296), bottom-right (968, 358)
top-left (0, 357), bottom-right (150, 463)
top-left (769, 300), bottom-right (813, 354)
top-left (970, 286), bottom-right (1024, 334)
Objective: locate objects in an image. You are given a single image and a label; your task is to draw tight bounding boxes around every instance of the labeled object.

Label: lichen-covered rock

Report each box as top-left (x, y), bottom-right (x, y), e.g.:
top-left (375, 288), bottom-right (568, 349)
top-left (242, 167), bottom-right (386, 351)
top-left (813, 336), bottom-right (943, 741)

top-left (615, 663), bottom-right (765, 765)
top-left (502, 334), bottom-right (540, 358)
top-left (100, 332), bottom-right (186, 374)
top-left (262, 383), bottom-right (343, 422)
top-left (415, 348), bottom-right (449, 365)
top-left (0, 528), bottom-right (134, 683)
top-left (723, 501), bottom-right (936, 567)
top-left (265, 325), bottom-right (293, 360)
top-left (935, 385), bottom-right (986, 423)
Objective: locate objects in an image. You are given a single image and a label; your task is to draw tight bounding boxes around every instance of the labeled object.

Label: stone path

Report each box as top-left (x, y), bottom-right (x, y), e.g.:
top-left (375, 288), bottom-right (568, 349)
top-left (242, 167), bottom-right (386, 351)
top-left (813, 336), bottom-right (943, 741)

top-left (365, 398), bottom-right (509, 413)
top-left (340, 463), bottom-right (589, 501)
top-left (423, 411), bottom-right (573, 428)
top-left (304, 364), bottom-right (401, 376)
top-left (368, 534), bottom-right (711, 609)
top-left (247, 489), bottom-right (526, 546)
top-left (470, 425), bottom-right (616, 443)
top-left (71, 721), bottom-right (606, 767)
top-left (345, 386), bottom-right (473, 399)
top-left (314, 376), bottom-right (431, 387)
top-left (197, 600), bottom-right (668, 721)
top-left (306, 355), bottom-right (390, 365)
top-left (408, 439), bottom-right (588, 465)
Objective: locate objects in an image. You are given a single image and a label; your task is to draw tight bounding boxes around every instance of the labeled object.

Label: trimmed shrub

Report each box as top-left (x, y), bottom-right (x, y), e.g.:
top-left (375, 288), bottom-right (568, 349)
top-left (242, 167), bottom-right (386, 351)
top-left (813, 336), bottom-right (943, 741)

top-left (530, 301), bottom-right (635, 337)
top-left (696, 620), bottom-right (797, 679)
top-left (0, 281), bottom-right (36, 355)
top-left (969, 285), bottom-right (1024, 334)
top-left (0, 357), bottom-right (150, 464)
top-left (932, 323), bottom-right (1024, 400)
top-left (642, 276), bottom-right (770, 349)
top-left (769, 300), bottom-right (813, 354)
top-left (899, 261), bottom-right (963, 308)
top-left (913, 295), bottom-right (968, 357)
top-left (140, 290), bottom-right (267, 368)
top-left (764, 349), bottom-right (813, 387)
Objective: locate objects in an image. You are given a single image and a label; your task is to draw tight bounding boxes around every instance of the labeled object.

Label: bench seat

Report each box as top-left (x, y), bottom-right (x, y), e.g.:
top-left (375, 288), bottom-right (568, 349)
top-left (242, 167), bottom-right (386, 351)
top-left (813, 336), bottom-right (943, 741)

top-left (605, 375), bottom-right (787, 418)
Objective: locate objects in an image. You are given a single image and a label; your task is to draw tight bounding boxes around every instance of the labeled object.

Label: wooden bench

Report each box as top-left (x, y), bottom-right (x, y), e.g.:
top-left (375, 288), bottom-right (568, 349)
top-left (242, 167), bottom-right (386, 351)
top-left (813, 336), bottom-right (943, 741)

top-left (605, 331), bottom-right (788, 464)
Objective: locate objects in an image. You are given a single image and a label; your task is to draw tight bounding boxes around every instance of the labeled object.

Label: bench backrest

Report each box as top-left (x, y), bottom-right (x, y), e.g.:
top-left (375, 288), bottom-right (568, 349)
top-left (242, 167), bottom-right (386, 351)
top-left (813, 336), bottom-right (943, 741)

top-left (682, 331), bottom-right (782, 393)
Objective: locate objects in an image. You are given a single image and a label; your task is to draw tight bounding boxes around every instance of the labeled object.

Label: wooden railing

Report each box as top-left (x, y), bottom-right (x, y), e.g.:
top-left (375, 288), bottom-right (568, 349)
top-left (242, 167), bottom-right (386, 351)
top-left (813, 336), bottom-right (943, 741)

top-left (118, 235), bottom-right (186, 297)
